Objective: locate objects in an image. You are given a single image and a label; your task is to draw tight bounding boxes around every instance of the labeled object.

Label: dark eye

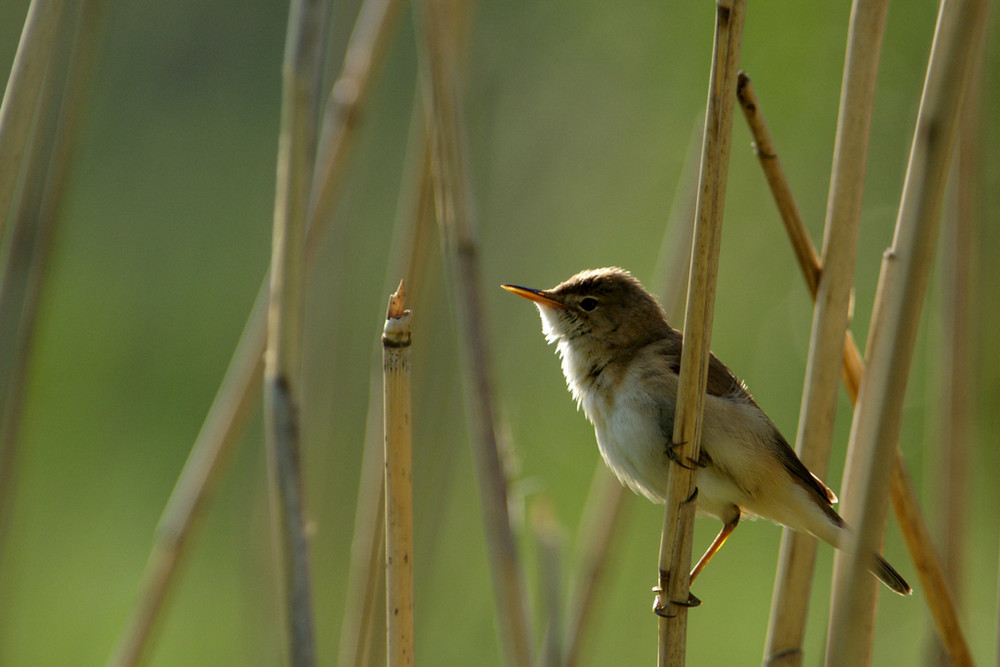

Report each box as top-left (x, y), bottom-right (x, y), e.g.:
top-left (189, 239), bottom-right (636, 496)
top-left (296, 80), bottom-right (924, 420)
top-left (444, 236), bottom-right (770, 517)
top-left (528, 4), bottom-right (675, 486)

top-left (580, 297), bottom-right (598, 312)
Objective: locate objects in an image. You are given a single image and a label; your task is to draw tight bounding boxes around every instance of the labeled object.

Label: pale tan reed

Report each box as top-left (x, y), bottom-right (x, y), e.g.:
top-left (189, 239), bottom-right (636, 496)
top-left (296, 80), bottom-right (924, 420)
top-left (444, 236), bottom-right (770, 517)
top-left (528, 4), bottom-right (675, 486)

top-left (414, 0), bottom-right (534, 664)
top-left (738, 69), bottom-right (974, 667)
top-left (656, 1), bottom-right (745, 665)
top-left (383, 282), bottom-right (414, 667)
top-left (263, 0), bottom-right (328, 663)
top-left (827, 0), bottom-right (990, 662)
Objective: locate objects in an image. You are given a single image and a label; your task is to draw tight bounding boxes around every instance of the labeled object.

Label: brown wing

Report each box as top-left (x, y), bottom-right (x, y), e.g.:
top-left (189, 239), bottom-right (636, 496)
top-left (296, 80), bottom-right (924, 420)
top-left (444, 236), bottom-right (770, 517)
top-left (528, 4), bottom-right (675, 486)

top-left (771, 429), bottom-right (839, 507)
top-left (659, 328), bottom-right (838, 508)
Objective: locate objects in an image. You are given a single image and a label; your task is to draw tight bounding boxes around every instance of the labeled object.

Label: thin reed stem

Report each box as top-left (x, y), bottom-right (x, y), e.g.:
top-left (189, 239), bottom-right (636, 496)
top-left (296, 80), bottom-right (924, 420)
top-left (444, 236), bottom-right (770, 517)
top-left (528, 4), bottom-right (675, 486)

top-left (0, 0), bottom-right (100, 554)
top-left (561, 115), bottom-right (701, 667)
top-left (338, 95), bottom-right (435, 667)
top-left (532, 499), bottom-right (564, 667)
top-left (109, 284), bottom-right (267, 667)
top-left (383, 282), bottom-right (414, 667)
top-left (0, 0), bottom-right (66, 240)
top-left (111, 0), bottom-right (402, 661)
top-left (747, 2), bottom-right (892, 660)
top-left (306, 0), bottom-right (405, 253)
top-left (264, 0), bottom-right (328, 663)
top-left (826, 0), bottom-right (990, 662)
top-left (656, 2), bottom-right (745, 664)
top-left (414, 0), bottom-right (533, 663)
top-left (738, 64), bottom-right (974, 667)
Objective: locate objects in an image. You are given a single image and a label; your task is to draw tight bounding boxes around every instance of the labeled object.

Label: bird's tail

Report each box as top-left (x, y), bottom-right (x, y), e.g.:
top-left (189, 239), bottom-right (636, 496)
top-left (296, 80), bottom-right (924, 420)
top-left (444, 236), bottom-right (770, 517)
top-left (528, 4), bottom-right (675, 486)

top-left (870, 554), bottom-right (912, 596)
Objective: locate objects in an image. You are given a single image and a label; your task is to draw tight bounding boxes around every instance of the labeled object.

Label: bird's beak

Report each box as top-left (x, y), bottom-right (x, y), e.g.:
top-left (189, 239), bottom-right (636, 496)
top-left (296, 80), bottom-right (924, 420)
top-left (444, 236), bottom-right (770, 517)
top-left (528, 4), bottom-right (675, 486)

top-left (501, 284), bottom-right (564, 309)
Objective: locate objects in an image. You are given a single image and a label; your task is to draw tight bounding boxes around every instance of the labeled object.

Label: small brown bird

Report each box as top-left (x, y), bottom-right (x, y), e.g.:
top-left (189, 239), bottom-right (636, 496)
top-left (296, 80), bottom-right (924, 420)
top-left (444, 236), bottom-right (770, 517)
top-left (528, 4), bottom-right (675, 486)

top-left (503, 267), bottom-right (910, 596)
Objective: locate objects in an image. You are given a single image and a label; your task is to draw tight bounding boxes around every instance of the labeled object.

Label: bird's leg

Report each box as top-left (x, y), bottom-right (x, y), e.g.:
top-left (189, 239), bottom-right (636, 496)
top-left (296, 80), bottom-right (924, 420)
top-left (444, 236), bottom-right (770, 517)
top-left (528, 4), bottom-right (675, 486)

top-left (665, 440), bottom-right (705, 471)
top-left (689, 515), bottom-right (740, 584)
top-left (652, 488), bottom-right (702, 617)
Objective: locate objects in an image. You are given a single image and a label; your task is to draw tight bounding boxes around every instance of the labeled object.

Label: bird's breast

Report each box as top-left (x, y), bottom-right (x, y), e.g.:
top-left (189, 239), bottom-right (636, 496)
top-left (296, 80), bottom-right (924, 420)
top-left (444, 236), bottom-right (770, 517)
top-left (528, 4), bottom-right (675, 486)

top-left (585, 380), bottom-right (672, 504)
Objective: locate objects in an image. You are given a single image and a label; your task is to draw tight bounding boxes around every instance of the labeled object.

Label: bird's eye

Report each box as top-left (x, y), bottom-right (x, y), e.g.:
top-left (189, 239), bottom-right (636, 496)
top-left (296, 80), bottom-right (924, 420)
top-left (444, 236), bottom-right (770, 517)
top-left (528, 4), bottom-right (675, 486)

top-left (579, 297), bottom-right (598, 312)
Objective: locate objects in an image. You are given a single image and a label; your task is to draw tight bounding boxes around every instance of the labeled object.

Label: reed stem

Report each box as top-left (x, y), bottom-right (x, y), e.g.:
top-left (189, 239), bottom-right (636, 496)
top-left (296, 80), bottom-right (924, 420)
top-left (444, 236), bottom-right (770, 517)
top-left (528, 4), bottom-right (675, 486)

top-left (414, 0), bottom-right (534, 663)
top-left (656, 1), bottom-right (745, 664)
top-left (737, 64), bottom-right (975, 667)
top-left (826, 0), bottom-right (989, 662)
top-left (0, 0), bottom-right (99, 556)
top-left (264, 0), bottom-right (328, 663)
top-left (748, 2), bottom-right (892, 660)
top-left (383, 282), bottom-right (414, 667)
top-left (0, 0), bottom-right (66, 240)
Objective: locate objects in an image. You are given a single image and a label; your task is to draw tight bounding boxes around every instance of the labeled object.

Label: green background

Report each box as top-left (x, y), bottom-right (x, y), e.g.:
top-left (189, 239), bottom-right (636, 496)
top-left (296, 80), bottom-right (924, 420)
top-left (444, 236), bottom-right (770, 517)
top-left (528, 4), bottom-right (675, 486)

top-left (1, 0), bottom-right (998, 664)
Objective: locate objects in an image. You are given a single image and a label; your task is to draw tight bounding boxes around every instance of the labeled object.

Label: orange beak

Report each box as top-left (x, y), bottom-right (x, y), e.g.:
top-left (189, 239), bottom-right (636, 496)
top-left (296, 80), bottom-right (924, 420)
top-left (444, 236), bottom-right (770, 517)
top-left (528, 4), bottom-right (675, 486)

top-left (501, 284), bottom-right (564, 309)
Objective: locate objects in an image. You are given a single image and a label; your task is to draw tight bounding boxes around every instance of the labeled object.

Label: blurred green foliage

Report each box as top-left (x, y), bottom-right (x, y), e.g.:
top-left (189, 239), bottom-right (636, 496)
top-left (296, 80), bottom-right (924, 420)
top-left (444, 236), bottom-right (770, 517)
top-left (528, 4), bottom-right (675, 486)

top-left (1, 0), bottom-right (998, 665)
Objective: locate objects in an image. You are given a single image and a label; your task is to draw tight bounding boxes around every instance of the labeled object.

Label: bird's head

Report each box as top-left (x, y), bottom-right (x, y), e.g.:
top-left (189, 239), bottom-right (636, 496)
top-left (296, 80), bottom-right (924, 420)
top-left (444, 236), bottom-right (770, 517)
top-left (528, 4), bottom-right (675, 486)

top-left (502, 267), bottom-right (670, 354)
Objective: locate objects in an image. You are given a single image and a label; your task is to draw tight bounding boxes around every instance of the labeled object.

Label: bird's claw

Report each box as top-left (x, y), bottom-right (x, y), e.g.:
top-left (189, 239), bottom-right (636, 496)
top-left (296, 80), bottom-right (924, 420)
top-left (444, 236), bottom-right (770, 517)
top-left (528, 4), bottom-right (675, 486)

top-left (666, 440), bottom-right (704, 470)
top-left (652, 585), bottom-right (702, 617)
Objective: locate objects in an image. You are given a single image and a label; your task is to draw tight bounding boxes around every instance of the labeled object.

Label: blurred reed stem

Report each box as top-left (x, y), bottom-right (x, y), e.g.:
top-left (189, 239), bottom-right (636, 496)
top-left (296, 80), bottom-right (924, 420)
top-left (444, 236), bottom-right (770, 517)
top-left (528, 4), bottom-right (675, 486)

top-left (532, 498), bottom-right (564, 667)
top-left (414, 0), bottom-right (534, 663)
top-left (306, 0), bottom-right (404, 253)
top-left (383, 282), bottom-right (414, 667)
top-left (111, 0), bottom-right (403, 662)
top-left (656, 1), bottom-right (745, 664)
top-left (748, 1), bottom-right (892, 659)
top-left (826, 0), bottom-right (990, 662)
top-left (561, 116), bottom-right (701, 667)
top-left (338, 95), bottom-right (435, 667)
top-left (738, 66), bottom-right (974, 667)
top-left (0, 0), bottom-right (66, 240)
top-left (264, 0), bottom-right (329, 663)
top-left (110, 284), bottom-right (268, 667)
top-left (0, 0), bottom-right (100, 554)
top-left (927, 42), bottom-right (983, 664)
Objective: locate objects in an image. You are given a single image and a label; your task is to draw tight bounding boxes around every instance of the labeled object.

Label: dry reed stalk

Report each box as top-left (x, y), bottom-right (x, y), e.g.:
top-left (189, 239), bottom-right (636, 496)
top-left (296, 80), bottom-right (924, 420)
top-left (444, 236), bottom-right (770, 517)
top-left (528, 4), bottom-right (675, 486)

top-left (264, 1), bottom-right (328, 664)
top-left (112, 0), bottom-right (403, 661)
top-left (338, 104), bottom-right (435, 667)
top-left (383, 282), bottom-right (414, 667)
top-left (826, 0), bottom-right (990, 662)
top-left (337, 369), bottom-right (387, 667)
top-left (306, 0), bottom-right (405, 252)
top-left (734, 75), bottom-right (820, 296)
top-left (928, 49), bottom-right (982, 666)
top-left (889, 451), bottom-right (972, 666)
top-left (738, 67), bottom-right (974, 667)
top-left (656, 1), bottom-right (745, 664)
top-left (414, 1), bottom-right (534, 665)
top-left (562, 467), bottom-right (627, 667)
top-left (0, 0), bottom-right (97, 551)
top-left (0, 0), bottom-right (66, 240)
top-left (532, 499), bottom-right (565, 667)
top-left (562, 117), bottom-right (701, 667)
top-left (746, 2), bottom-right (892, 660)
top-left (109, 286), bottom-right (267, 667)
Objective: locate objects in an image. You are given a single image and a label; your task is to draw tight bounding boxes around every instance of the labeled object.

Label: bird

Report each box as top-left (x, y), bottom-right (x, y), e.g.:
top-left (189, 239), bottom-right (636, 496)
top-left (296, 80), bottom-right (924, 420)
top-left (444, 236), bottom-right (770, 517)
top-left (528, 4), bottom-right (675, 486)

top-left (502, 266), bottom-right (911, 599)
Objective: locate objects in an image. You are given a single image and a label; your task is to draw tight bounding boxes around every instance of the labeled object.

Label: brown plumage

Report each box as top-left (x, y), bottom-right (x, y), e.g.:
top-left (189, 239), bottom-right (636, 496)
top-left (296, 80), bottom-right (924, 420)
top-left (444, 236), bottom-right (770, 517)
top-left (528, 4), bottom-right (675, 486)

top-left (503, 267), bottom-right (910, 596)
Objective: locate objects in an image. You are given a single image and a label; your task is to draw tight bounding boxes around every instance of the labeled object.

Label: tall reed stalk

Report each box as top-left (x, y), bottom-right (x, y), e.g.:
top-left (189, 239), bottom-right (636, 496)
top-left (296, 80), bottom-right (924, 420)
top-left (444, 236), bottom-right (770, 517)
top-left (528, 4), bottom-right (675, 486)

top-left (414, 0), bottom-right (533, 663)
top-left (0, 0), bottom-right (99, 552)
top-left (826, 0), bottom-right (990, 662)
top-left (656, 2), bottom-right (744, 665)
top-left (383, 282), bottom-right (414, 667)
top-left (757, 1), bottom-right (891, 661)
top-left (111, 0), bottom-right (403, 662)
top-left (738, 69), bottom-right (974, 667)
top-left (264, 0), bottom-right (328, 663)
top-left (0, 0), bottom-right (66, 240)
top-left (562, 116), bottom-right (701, 667)
top-left (338, 99), bottom-right (435, 667)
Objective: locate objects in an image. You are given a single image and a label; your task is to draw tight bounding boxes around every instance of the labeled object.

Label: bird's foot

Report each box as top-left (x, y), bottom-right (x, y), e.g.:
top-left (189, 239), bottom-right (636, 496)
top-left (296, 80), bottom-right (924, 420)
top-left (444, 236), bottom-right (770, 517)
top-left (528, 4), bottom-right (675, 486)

top-left (666, 440), bottom-right (704, 470)
top-left (651, 584), bottom-right (702, 617)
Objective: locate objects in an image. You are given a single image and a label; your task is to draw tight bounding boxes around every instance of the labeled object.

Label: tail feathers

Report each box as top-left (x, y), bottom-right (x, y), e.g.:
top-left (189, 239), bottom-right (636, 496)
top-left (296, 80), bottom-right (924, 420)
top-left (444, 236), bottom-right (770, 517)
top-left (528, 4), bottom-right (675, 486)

top-left (871, 554), bottom-right (912, 596)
